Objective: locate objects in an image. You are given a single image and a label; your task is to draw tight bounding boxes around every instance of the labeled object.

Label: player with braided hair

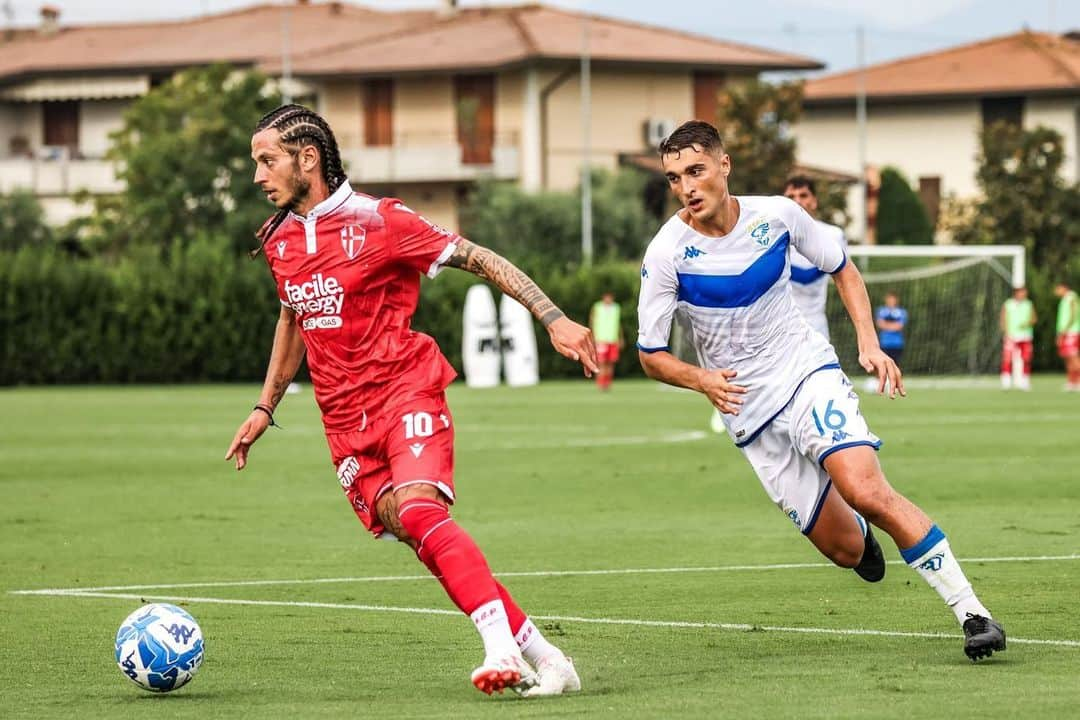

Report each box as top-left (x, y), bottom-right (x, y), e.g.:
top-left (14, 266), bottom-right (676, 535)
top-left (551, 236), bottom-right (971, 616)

top-left (227, 104), bottom-right (592, 697)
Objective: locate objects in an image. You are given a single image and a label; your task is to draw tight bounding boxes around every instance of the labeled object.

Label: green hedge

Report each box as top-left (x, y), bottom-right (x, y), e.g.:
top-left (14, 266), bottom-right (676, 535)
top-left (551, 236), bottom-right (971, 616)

top-left (0, 244), bottom-right (645, 385)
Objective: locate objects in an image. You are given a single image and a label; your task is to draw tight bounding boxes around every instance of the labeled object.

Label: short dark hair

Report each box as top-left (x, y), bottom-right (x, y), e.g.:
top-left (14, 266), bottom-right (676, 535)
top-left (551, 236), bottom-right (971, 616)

top-left (658, 120), bottom-right (724, 157)
top-left (784, 174), bottom-right (816, 196)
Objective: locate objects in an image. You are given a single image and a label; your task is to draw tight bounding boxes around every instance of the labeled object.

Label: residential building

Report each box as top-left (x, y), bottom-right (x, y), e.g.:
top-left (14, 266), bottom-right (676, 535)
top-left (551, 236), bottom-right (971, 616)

top-left (0, 1), bottom-right (820, 228)
top-left (795, 30), bottom-right (1080, 240)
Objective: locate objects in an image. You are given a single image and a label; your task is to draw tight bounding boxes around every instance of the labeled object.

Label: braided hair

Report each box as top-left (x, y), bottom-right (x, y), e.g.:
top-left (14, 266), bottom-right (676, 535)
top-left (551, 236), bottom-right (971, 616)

top-left (251, 104), bottom-right (349, 256)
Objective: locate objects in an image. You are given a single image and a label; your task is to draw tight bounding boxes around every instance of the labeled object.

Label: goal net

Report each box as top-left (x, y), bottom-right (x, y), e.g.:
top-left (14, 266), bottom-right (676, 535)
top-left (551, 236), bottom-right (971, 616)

top-left (667, 245), bottom-right (1026, 378)
top-left (826, 245), bottom-right (1025, 376)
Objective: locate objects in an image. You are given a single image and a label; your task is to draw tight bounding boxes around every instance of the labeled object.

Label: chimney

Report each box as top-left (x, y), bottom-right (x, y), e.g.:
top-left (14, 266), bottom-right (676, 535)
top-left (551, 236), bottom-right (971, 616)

top-left (39, 4), bottom-right (60, 36)
top-left (439, 0), bottom-right (459, 15)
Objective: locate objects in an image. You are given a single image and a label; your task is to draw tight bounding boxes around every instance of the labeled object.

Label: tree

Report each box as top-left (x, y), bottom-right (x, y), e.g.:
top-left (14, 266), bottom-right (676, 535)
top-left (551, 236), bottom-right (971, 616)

top-left (876, 166), bottom-right (934, 245)
top-left (715, 79), bottom-right (802, 196)
top-left (461, 168), bottom-right (660, 272)
top-left (85, 64), bottom-right (281, 256)
top-left (0, 189), bottom-right (52, 251)
top-left (951, 122), bottom-right (1080, 270)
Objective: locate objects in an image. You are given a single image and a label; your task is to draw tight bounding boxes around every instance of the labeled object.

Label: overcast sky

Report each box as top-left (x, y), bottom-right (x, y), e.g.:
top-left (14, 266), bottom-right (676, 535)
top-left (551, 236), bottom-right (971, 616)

top-left (4, 0), bottom-right (1077, 75)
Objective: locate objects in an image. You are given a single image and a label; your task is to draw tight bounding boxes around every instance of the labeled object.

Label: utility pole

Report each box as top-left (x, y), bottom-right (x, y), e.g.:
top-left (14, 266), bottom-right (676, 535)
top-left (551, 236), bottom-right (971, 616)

top-left (580, 16), bottom-right (593, 266)
top-left (281, 2), bottom-right (293, 104)
top-left (855, 25), bottom-right (868, 244)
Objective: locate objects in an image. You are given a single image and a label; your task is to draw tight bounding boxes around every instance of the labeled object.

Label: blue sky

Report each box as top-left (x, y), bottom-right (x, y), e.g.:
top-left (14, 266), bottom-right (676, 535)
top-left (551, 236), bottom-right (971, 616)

top-left (4, 0), bottom-right (1078, 76)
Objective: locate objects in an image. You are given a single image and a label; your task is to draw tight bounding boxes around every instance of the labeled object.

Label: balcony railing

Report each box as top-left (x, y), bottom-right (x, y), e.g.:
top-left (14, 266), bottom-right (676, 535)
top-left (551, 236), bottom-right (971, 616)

top-left (341, 131), bottom-right (520, 184)
top-left (0, 152), bottom-right (123, 195)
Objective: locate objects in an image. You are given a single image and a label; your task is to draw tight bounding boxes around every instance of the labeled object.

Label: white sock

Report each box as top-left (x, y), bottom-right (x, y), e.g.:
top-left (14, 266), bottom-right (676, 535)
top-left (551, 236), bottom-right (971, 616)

top-left (470, 600), bottom-right (520, 660)
top-left (515, 618), bottom-right (563, 666)
top-left (1000, 372), bottom-right (1011, 389)
top-left (901, 525), bottom-right (991, 624)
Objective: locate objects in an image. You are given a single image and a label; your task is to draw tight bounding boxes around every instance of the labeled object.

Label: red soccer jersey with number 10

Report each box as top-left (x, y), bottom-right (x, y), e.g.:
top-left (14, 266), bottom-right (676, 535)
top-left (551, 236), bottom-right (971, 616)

top-left (261, 182), bottom-right (460, 433)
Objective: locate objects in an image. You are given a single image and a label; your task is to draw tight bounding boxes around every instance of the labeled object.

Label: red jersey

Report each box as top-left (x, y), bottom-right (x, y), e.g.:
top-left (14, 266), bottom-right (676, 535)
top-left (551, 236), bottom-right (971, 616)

top-left (262, 182), bottom-right (459, 432)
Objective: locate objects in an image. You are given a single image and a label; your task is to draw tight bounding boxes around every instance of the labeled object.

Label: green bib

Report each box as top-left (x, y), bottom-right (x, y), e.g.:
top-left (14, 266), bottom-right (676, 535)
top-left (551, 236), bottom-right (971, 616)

top-left (591, 302), bottom-right (621, 343)
top-left (1004, 299), bottom-right (1034, 340)
top-left (1058, 291), bottom-right (1080, 334)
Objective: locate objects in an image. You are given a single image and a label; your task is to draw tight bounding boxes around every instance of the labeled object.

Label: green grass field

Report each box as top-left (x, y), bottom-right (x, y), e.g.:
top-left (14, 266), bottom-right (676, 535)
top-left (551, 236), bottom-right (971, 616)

top-left (2, 378), bottom-right (1078, 719)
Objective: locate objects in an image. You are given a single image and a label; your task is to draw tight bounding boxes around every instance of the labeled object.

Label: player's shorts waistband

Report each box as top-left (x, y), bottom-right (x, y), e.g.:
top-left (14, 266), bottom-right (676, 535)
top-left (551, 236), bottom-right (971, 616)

top-left (733, 363), bottom-right (842, 449)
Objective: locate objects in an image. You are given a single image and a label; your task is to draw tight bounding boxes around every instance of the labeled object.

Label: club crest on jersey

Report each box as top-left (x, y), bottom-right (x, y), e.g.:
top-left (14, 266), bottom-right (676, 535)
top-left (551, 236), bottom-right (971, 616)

top-left (340, 225), bottom-right (366, 260)
top-left (748, 218), bottom-right (771, 246)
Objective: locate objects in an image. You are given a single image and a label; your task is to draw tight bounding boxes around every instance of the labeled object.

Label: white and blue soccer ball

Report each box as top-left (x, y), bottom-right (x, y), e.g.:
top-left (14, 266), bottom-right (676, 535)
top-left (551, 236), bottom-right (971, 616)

top-left (115, 603), bottom-right (204, 692)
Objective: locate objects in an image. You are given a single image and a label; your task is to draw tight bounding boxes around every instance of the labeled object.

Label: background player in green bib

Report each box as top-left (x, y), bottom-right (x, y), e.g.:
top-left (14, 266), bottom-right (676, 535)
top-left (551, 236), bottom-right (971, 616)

top-left (590, 292), bottom-right (624, 391)
top-left (1000, 286), bottom-right (1036, 390)
top-left (1055, 281), bottom-right (1080, 391)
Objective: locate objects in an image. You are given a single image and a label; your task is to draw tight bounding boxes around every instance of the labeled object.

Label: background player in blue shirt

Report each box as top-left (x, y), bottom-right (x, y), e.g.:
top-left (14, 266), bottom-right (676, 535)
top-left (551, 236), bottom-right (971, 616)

top-left (875, 292), bottom-right (908, 366)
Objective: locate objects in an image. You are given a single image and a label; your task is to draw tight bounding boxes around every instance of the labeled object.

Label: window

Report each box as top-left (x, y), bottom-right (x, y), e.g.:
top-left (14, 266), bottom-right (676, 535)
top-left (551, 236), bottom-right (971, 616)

top-left (918, 176), bottom-right (941, 229)
top-left (693, 72), bottom-right (725, 124)
top-left (363, 79), bottom-right (394, 147)
top-left (981, 96), bottom-right (1024, 129)
top-left (454, 74), bottom-right (495, 165)
top-left (43, 100), bottom-right (79, 156)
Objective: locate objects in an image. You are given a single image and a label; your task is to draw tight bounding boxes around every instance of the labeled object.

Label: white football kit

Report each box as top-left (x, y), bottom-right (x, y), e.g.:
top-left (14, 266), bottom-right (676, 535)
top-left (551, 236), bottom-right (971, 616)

top-left (637, 196), bottom-right (880, 535)
top-left (789, 219), bottom-right (846, 341)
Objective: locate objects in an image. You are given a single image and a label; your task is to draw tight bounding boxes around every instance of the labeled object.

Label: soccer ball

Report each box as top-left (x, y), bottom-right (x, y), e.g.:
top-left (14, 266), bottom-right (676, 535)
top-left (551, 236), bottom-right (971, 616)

top-left (115, 603), bottom-right (204, 692)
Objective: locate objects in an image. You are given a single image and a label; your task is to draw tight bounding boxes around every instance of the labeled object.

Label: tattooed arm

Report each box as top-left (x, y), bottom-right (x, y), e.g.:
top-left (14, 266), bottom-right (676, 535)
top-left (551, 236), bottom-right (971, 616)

top-left (225, 305), bottom-right (306, 470)
top-left (443, 239), bottom-right (599, 375)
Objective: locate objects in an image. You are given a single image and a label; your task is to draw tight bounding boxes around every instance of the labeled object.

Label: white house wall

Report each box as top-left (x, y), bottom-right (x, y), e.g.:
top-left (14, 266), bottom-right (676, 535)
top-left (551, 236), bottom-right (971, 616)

top-left (1026, 96), bottom-right (1080, 184)
top-left (795, 99), bottom-right (982, 199)
top-left (79, 99), bottom-right (130, 158)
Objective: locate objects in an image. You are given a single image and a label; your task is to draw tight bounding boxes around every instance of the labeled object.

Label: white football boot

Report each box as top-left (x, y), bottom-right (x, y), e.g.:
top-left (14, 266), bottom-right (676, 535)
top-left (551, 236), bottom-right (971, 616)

top-left (523, 654), bottom-right (581, 697)
top-left (470, 654), bottom-right (538, 696)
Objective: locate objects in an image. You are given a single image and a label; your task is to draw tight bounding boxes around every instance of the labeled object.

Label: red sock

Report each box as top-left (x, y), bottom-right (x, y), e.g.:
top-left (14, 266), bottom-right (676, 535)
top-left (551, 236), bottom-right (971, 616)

top-left (397, 498), bottom-right (499, 615)
top-left (494, 580), bottom-right (527, 635)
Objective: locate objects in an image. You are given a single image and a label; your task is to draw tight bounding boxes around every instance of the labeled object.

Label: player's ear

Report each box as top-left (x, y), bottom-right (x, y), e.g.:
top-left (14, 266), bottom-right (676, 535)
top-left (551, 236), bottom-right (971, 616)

top-left (298, 143), bottom-right (320, 173)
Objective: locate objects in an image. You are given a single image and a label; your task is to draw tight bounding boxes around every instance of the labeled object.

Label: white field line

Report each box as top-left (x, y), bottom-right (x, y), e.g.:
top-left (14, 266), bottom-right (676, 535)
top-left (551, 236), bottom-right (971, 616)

top-left (10, 553), bottom-right (1080, 595)
top-left (16, 589), bottom-right (1080, 649)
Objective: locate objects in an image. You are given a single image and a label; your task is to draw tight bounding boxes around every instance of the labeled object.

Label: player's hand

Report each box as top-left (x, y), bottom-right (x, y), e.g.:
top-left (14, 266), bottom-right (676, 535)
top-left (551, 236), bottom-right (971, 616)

top-left (548, 316), bottom-right (599, 377)
top-left (225, 411), bottom-right (272, 471)
top-left (700, 368), bottom-right (748, 415)
top-left (859, 347), bottom-right (906, 399)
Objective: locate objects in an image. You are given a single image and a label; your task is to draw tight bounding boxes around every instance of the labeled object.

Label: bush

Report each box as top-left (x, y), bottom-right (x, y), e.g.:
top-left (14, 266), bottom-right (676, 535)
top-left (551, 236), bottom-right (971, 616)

top-left (876, 167), bottom-right (934, 245)
top-left (0, 243), bottom-right (277, 385)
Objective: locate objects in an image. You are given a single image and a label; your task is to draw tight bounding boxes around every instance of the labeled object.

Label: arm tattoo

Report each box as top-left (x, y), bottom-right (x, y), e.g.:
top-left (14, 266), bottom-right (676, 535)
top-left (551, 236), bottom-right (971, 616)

top-left (443, 240), bottom-right (565, 327)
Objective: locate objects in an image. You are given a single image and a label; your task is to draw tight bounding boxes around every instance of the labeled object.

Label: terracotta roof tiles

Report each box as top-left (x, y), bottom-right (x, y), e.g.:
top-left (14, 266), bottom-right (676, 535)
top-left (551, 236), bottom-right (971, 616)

top-left (804, 30), bottom-right (1080, 103)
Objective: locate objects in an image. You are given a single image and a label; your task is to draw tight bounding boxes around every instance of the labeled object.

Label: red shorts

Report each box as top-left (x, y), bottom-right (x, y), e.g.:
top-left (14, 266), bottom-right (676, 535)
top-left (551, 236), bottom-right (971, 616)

top-left (1059, 333), bottom-right (1080, 358)
top-left (1002, 339), bottom-right (1033, 371)
top-left (597, 342), bottom-right (621, 364)
top-left (325, 393), bottom-right (455, 537)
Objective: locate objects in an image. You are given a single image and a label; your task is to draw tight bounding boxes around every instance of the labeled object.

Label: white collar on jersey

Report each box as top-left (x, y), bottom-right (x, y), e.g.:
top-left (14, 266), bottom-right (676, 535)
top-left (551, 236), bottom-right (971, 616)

top-left (290, 180), bottom-right (354, 222)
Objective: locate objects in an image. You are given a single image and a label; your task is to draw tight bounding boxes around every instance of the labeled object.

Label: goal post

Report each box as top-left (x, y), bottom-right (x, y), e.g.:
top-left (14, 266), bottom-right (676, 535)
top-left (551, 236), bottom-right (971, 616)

top-left (828, 244), bottom-right (1026, 376)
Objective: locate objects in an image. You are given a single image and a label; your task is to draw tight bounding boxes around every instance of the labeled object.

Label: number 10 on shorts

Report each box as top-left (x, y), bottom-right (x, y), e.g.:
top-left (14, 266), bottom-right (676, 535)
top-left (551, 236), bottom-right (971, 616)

top-left (401, 411), bottom-right (450, 440)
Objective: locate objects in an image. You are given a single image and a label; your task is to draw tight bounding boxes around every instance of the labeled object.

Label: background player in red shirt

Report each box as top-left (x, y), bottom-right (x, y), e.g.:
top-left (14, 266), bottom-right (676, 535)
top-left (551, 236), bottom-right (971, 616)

top-left (226, 105), bottom-right (597, 698)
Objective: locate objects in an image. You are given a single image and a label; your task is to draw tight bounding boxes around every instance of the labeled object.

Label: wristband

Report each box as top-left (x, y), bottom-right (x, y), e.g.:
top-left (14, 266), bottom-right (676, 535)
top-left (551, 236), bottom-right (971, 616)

top-left (253, 404), bottom-right (281, 429)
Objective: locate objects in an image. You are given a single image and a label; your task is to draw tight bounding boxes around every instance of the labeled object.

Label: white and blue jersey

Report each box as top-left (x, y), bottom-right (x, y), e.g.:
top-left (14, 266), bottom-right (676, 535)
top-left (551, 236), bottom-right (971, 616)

top-left (637, 196), bottom-right (848, 447)
top-left (789, 220), bottom-right (846, 340)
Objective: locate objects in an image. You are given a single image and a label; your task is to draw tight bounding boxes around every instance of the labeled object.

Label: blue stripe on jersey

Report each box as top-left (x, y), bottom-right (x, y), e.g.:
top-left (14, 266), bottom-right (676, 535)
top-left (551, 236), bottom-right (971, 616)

top-left (790, 265), bottom-right (825, 285)
top-left (676, 232), bottom-right (790, 308)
